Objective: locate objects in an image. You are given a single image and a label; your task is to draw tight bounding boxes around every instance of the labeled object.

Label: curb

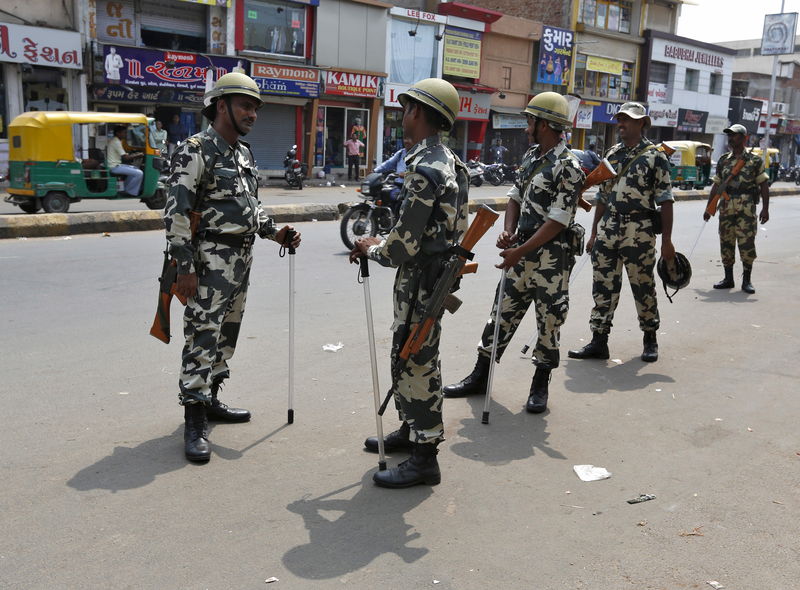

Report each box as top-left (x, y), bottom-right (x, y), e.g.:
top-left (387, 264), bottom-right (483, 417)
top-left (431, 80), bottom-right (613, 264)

top-left (1, 188), bottom-right (795, 240)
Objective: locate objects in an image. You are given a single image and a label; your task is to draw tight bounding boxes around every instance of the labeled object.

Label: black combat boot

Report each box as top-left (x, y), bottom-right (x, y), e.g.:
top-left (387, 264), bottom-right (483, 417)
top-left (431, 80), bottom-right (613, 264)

top-left (364, 421), bottom-right (413, 453)
top-left (641, 331), bottom-right (659, 362)
top-left (207, 378), bottom-right (251, 423)
top-left (443, 356), bottom-right (490, 398)
top-left (713, 266), bottom-right (734, 289)
top-left (525, 366), bottom-right (551, 414)
top-left (568, 333), bottom-right (610, 360)
top-left (741, 267), bottom-right (755, 294)
top-left (373, 443), bottom-right (441, 488)
top-left (184, 404), bottom-right (210, 462)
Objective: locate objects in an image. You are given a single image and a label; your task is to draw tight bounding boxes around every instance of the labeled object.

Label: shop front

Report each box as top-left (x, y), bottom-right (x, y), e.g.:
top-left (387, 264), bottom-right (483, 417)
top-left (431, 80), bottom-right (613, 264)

top-left (588, 100), bottom-right (624, 155)
top-left (486, 106), bottom-right (528, 166)
top-left (447, 88), bottom-right (491, 162)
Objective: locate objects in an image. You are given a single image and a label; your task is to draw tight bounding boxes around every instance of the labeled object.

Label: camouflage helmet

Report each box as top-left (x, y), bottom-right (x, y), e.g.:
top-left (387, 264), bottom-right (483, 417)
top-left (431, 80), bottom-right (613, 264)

top-left (521, 92), bottom-right (572, 130)
top-left (202, 72), bottom-right (263, 119)
top-left (398, 78), bottom-right (460, 131)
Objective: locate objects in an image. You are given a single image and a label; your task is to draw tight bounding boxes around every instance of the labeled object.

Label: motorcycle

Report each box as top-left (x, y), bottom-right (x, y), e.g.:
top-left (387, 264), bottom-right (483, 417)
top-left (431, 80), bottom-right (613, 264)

top-left (466, 158), bottom-right (484, 187)
top-left (483, 162), bottom-right (517, 186)
top-left (283, 144), bottom-right (307, 190)
top-left (340, 171), bottom-right (403, 250)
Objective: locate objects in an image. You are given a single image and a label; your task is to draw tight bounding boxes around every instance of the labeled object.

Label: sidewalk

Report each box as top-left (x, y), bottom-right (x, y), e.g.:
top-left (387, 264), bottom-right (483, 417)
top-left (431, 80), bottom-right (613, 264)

top-left (1, 185), bottom-right (795, 239)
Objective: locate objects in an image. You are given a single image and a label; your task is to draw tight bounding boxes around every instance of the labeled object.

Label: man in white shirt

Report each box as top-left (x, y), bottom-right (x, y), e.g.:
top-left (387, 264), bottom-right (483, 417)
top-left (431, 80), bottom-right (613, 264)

top-left (107, 126), bottom-right (143, 196)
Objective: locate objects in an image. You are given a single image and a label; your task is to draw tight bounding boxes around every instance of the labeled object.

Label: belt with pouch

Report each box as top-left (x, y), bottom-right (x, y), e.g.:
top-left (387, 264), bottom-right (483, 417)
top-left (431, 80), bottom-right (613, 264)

top-left (604, 210), bottom-right (653, 223)
top-left (200, 232), bottom-right (255, 249)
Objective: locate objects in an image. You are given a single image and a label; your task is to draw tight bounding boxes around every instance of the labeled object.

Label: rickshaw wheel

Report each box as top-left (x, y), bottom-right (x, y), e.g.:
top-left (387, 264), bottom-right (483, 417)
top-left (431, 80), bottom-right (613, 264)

top-left (42, 191), bottom-right (70, 214)
top-left (145, 189), bottom-right (167, 210)
top-left (19, 200), bottom-right (41, 214)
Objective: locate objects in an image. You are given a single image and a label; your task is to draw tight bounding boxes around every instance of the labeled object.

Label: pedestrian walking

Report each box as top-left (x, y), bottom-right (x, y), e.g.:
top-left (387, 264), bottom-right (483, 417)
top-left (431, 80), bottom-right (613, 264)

top-left (703, 123), bottom-right (769, 293)
top-left (443, 92), bottom-right (585, 414)
top-left (568, 102), bottom-right (675, 363)
top-left (350, 78), bottom-right (468, 488)
top-left (164, 72), bottom-right (301, 462)
top-left (167, 114), bottom-right (188, 158)
top-left (344, 132), bottom-right (365, 180)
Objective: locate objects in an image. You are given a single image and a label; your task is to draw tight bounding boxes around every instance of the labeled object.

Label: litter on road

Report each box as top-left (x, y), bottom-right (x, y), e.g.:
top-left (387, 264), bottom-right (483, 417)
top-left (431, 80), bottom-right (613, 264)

top-left (627, 494), bottom-right (656, 504)
top-left (573, 465), bottom-right (612, 481)
top-left (322, 342), bottom-right (344, 352)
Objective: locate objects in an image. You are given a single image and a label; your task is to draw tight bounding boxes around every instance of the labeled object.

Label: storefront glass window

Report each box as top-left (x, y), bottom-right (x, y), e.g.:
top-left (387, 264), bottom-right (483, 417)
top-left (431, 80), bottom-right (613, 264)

top-left (382, 109), bottom-right (405, 159)
top-left (23, 67), bottom-right (68, 112)
top-left (573, 55), bottom-right (631, 101)
top-left (390, 19), bottom-right (439, 84)
top-left (315, 106), bottom-right (369, 169)
top-left (579, 0), bottom-right (633, 34)
top-left (244, 0), bottom-right (306, 57)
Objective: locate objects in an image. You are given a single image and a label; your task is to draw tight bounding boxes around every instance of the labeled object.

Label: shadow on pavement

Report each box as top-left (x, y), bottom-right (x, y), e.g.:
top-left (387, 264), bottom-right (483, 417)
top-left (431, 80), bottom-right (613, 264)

top-left (693, 287), bottom-right (758, 303)
top-left (562, 356), bottom-right (675, 394)
top-left (282, 469), bottom-right (431, 579)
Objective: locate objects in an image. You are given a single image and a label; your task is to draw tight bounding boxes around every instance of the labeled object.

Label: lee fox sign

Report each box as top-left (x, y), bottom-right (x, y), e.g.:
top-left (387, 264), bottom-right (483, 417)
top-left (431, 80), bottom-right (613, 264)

top-left (0, 23), bottom-right (82, 69)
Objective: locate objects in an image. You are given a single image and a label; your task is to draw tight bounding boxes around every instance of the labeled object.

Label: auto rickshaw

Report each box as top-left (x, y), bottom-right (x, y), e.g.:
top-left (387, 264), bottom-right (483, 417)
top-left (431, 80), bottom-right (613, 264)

top-left (663, 140), bottom-right (713, 190)
top-left (749, 147), bottom-right (780, 184)
top-left (4, 111), bottom-right (167, 213)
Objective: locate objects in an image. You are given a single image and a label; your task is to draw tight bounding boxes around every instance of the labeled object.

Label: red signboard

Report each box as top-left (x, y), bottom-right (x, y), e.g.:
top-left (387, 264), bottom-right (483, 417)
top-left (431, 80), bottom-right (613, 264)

top-left (323, 71), bottom-right (383, 98)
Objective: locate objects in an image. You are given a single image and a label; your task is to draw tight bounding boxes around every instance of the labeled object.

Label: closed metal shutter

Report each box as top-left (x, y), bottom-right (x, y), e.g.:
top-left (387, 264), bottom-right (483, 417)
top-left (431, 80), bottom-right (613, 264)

top-left (247, 105), bottom-right (296, 171)
top-left (140, 0), bottom-right (205, 37)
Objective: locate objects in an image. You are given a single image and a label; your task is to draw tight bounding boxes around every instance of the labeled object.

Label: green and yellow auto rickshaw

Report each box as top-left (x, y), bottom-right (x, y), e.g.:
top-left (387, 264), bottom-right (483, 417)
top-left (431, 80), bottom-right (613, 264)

top-left (749, 147), bottom-right (780, 184)
top-left (4, 111), bottom-right (167, 213)
top-left (663, 140), bottom-right (713, 190)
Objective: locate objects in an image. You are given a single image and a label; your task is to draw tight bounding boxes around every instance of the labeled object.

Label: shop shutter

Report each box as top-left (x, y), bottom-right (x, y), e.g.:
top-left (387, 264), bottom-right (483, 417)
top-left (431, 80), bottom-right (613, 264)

top-left (139, 0), bottom-right (206, 37)
top-left (247, 104), bottom-right (297, 171)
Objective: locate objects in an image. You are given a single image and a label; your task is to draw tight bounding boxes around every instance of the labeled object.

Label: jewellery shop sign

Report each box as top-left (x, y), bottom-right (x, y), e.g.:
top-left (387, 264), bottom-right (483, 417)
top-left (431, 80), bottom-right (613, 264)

top-left (0, 23), bottom-right (82, 69)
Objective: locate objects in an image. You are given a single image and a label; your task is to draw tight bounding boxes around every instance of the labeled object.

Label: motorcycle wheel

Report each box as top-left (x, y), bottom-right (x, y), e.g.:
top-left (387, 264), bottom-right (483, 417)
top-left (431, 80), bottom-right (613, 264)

top-left (297, 176), bottom-right (303, 190)
top-left (485, 169), bottom-right (503, 186)
top-left (471, 176), bottom-right (483, 187)
top-left (340, 205), bottom-right (377, 250)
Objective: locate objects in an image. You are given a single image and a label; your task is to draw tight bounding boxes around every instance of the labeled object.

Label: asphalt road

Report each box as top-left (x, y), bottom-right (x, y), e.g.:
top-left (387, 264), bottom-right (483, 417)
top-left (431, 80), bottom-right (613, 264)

top-left (1, 198), bottom-right (799, 589)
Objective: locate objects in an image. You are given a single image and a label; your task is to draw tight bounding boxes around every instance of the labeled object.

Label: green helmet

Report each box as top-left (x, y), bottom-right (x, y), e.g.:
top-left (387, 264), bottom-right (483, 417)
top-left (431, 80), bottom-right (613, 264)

top-left (398, 78), bottom-right (460, 131)
top-left (202, 72), bottom-right (263, 120)
top-left (521, 91), bottom-right (572, 130)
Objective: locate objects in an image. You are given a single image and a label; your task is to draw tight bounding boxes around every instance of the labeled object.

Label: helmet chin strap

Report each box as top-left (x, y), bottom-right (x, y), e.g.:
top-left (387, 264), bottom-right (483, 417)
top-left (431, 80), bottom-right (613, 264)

top-left (224, 96), bottom-right (248, 137)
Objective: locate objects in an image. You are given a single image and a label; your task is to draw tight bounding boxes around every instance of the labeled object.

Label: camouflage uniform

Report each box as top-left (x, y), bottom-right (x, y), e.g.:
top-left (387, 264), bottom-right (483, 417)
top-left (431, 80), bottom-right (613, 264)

top-left (165, 126), bottom-right (278, 406)
top-left (589, 139), bottom-right (673, 335)
top-left (367, 136), bottom-right (469, 445)
top-left (477, 140), bottom-right (584, 368)
top-left (711, 150), bottom-right (767, 268)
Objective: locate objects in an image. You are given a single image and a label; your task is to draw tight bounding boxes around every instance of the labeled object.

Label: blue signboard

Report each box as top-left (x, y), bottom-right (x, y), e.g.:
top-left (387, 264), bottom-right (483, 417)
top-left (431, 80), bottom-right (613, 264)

top-left (536, 26), bottom-right (574, 86)
top-left (592, 101), bottom-right (623, 124)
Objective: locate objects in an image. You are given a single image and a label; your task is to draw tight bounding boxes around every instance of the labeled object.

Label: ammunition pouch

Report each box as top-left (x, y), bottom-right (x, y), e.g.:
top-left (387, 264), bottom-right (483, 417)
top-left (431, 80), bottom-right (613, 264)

top-left (564, 221), bottom-right (586, 258)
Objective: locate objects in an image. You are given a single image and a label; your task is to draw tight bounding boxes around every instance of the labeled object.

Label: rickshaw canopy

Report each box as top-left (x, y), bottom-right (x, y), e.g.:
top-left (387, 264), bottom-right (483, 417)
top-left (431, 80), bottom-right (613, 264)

top-left (663, 141), bottom-right (712, 167)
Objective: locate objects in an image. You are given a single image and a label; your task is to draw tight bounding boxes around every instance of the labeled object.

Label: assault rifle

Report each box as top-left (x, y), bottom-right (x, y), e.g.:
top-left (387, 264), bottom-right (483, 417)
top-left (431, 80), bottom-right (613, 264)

top-left (577, 158), bottom-right (617, 212)
top-left (705, 155), bottom-right (747, 217)
top-left (149, 254), bottom-right (188, 344)
top-left (377, 204), bottom-right (500, 415)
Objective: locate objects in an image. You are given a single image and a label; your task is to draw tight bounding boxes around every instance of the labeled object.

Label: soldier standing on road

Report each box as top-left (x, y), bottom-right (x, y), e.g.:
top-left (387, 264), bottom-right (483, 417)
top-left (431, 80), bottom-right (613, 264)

top-left (442, 92), bottom-right (585, 414)
top-left (703, 124), bottom-right (769, 293)
top-left (350, 78), bottom-right (468, 488)
top-left (165, 73), bottom-right (301, 462)
top-left (568, 102), bottom-right (675, 363)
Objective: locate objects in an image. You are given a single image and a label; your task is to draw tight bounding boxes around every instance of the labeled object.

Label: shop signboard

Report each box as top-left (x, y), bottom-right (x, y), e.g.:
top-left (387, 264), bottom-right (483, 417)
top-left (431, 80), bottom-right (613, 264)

top-left (92, 84), bottom-right (204, 105)
top-left (728, 97), bottom-right (763, 135)
top-left (492, 113), bottom-right (527, 129)
top-left (575, 104), bottom-right (593, 129)
top-left (102, 45), bottom-right (244, 90)
top-left (648, 82), bottom-right (669, 104)
top-left (178, 0), bottom-right (232, 6)
top-left (592, 101), bottom-right (623, 124)
top-left (649, 104), bottom-right (679, 128)
top-left (536, 25), bottom-right (573, 86)
top-left (443, 27), bottom-right (482, 78)
top-left (0, 23), bottom-right (82, 69)
top-left (761, 13), bottom-right (798, 55)
top-left (677, 108), bottom-right (708, 133)
top-left (457, 91), bottom-right (491, 121)
top-left (586, 56), bottom-right (623, 76)
top-left (651, 37), bottom-right (728, 71)
top-left (705, 115), bottom-right (728, 135)
top-left (251, 62), bottom-right (319, 97)
top-left (323, 71), bottom-right (383, 98)
top-left (781, 119), bottom-right (800, 134)
top-left (384, 82), bottom-right (410, 107)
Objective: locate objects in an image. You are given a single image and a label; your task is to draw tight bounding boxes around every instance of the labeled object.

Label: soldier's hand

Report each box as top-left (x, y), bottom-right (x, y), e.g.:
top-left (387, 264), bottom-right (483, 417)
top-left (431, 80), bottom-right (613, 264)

top-left (585, 234), bottom-right (596, 254)
top-left (703, 212), bottom-right (711, 222)
top-left (276, 225), bottom-right (301, 248)
top-left (349, 237), bottom-right (381, 263)
top-left (496, 231), bottom-right (516, 249)
top-left (759, 208), bottom-right (769, 224)
top-left (176, 272), bottom-right (198, 299)
top-left (496, 247), bottom-right (522, 270)
top-left (661, 239), bottom-right (675, 261)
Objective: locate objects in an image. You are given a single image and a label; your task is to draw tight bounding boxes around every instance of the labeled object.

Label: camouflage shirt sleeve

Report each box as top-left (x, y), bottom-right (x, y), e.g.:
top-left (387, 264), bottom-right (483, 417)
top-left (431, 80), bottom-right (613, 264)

top-left (547, 158), bottom-right (584, 226)
top-left (164, 141), bottom-right (203, 274)
top-left (652, 151), bottom-right (675, 205)
top-left (367, 169), bottom-right (437, 268)
top-left (711, 153), bottom-right (728, 184)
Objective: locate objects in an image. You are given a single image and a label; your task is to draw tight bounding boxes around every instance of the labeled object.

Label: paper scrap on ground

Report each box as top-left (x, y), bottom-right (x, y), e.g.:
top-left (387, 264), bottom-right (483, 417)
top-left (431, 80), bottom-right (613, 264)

top-left (706, 582), bottom-right (724, 589)
top-left (265, 577), bottom-right (279, 583)
top-left (322, 342), bottom-right (344, 352)
top-left (627, 494), bottom-right (656, 504)
top-left (573, 465), bottom-right (612, 481)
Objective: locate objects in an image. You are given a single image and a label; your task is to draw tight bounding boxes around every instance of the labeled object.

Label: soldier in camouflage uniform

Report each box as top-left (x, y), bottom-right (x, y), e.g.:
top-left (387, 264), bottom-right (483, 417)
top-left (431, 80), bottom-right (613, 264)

top-left (569, 102), bottom-right (675, 363)
top-left (442, 92), bottom-right (585, 414)
top-left (703, 123), bottom-right (770, 294)
top-left (351, 78), bottom-right (468, 488)
top-left (166, 73), bottom-right (301, 462)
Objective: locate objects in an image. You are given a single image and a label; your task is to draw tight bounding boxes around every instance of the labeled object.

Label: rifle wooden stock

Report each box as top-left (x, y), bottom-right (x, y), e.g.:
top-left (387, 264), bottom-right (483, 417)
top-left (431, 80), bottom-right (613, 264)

top-left (149, 258), bottom-right (188, 344)
top-left (705, 157), bottom-right (746, 217)
top-left (461, 261), bottom-right (478, 275)
top-left (658, 142), bottom-right (676, 157)
top-left (578, 158), bottom-right (616, 212)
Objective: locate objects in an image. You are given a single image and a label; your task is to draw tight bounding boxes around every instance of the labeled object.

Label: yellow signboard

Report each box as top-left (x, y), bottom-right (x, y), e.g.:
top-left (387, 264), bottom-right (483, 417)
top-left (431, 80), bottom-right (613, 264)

top-left (586, 55), bottom-right (623, 75)
top-left (443, 27), bottom-right (482, 79)
top-left (178, 0), bottom-right (232, 6)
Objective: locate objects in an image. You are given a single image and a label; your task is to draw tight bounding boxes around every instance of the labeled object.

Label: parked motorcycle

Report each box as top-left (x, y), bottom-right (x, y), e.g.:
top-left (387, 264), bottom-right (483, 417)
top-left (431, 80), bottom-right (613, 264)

top-left (283, 145), bottom-right (306, 190)
top-left (483, 162), bottom-right (517, 186)
top-left (466, 158), bottom-right (484, 187)
top-left (340, 171), bottom-right (403, 250)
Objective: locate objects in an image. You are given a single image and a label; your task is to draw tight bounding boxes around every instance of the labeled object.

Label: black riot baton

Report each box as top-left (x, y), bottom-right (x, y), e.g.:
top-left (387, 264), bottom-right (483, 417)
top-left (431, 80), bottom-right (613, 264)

top-left (482, 267), bottom-right (507, 424)
top-left (358, 257), bottom-right (387, 471)
top-left (280, 230), bottom-right (297, 424)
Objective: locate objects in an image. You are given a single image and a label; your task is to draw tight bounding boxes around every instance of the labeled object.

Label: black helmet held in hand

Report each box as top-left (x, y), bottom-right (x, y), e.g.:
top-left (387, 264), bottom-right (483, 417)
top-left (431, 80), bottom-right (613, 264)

top-left (657, 252), bottom-right (692, 303)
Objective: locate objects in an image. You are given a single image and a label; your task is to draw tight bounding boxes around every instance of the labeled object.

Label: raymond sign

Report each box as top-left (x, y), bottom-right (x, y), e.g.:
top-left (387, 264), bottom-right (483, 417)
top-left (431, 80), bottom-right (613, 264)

top-left (251, 62), bottom-right (320, 97)
top-left (0, 23), bottom-right (82, 69)
top-left (443, 27), bottom-right (482, 78)
top-left (323, 71), bottom-right (383, 98)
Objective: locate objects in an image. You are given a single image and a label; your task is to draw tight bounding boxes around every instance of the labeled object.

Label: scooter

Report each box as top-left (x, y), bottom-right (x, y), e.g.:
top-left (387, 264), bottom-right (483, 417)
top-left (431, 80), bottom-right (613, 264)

top-left (340, 171), bottom-right (402, 250)
top-left (283, 145), bottom-right (306, 190)
top-left (466, 158), bottom-right (484, 187)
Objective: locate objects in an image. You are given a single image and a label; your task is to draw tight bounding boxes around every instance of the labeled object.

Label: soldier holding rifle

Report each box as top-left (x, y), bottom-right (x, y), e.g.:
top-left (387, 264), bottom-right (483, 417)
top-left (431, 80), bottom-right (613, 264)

top-left (703, 123), bottom-right (769, 293)
top-left (443, 92), bottom-right (585, 414)
top-left (568, 102), bottom-right (674, 363)
top-left (350, 78), bottom-right (469, 488)
top-left (165, 73), bottom-right (301, 463)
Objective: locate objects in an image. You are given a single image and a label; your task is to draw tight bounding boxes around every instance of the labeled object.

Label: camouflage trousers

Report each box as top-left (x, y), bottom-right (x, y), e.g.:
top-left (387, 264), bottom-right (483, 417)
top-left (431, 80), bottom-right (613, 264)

top-left (718, 195), bottom-right (757, 268)
top-left (477, 240), bottom-right (570, 369)
top-left (589, 216), bottom-right (659, 335)
top-left (179, 240), bottom-right (253, 405)
top-left (389, 263), bottom-right (444, 445)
